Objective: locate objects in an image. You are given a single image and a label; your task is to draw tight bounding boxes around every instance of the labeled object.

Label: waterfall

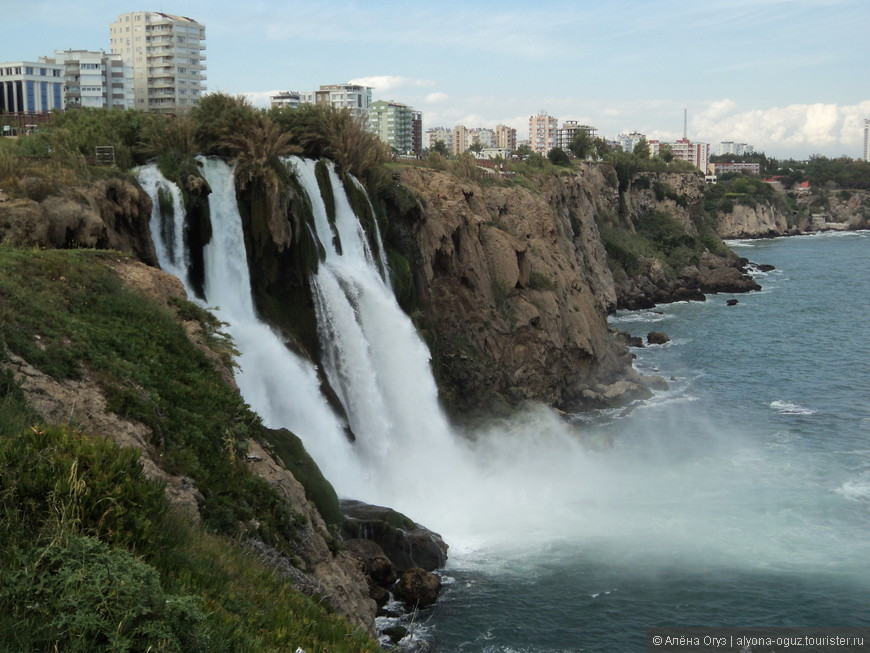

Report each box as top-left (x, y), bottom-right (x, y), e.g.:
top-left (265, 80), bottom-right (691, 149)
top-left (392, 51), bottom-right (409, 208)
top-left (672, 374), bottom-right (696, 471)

top-left (137, 163), bottom-right (190, 285)
top-left (137, 159), bottom-right (362, 495)
top-left (136, 156), bottom-right (603, 550)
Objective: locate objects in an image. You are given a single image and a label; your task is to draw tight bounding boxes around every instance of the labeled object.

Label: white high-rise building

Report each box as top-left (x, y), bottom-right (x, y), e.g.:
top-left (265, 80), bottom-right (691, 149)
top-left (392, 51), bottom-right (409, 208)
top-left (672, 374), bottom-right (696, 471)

top-left (718, 141), bottom-right (755, 156)
top-left (109, 12), bottom-right (206, 114)
top-left (46, 50), bottom-right (133, 109)
top-left (863, 119), bottom-right (870, 163)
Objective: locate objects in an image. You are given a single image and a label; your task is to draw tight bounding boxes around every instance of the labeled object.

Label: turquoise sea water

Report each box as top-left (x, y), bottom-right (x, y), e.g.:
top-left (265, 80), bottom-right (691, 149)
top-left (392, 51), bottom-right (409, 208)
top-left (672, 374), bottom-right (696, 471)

top-left (423, 231), bottom-right (870, 652)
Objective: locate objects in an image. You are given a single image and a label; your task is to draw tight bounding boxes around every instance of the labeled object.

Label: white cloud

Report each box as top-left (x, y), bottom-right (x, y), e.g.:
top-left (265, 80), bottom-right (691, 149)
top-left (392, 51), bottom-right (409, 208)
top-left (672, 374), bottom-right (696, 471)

top-left (348, 76), bottom-right (435, 92)
top-left (426, 92), bottom-right (449, 104)
top-left (242, 90), bottom-right (283, 108)
top-left (691, 100), bottom-right (870, 156)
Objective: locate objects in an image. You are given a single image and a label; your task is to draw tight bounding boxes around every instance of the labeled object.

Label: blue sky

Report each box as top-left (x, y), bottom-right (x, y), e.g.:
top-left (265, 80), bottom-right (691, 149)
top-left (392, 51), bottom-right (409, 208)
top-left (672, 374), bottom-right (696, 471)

top-left (4, 0), bottom-right (869, 158)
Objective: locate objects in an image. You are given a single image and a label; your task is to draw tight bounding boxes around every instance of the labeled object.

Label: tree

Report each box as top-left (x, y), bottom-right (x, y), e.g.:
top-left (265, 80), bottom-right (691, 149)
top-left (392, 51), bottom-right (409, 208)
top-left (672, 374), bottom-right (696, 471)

top-left (514, 143), bottom-right (533, 158)
top-left (547, 147), bottom-right (571, 167)
top-left (657, 142), bottom-right (674, 163)
top-left (430, 139), bottom-right (449, 157)
top-left (633, 138), bottom-right (651, 160)
top-left (568, 131), bottom-right (594, 159)
top-left (468, 141), bottom-right (485, 154)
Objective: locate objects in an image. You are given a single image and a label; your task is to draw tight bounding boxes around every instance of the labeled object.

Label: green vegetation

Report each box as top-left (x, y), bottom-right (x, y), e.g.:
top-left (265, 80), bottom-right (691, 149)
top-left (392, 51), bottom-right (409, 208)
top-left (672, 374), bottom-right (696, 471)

top-left (0, 247), bottom-right (373, 651)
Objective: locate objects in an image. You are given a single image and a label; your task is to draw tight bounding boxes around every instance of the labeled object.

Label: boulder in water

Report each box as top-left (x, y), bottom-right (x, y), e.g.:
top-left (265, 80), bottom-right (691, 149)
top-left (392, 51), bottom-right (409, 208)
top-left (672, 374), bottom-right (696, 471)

top-left (340, 499), bottom-right (448, 572)
top-left (647, 331), bottom-right (670, 345)
top-left (392, 568), bottom-right (442, 608)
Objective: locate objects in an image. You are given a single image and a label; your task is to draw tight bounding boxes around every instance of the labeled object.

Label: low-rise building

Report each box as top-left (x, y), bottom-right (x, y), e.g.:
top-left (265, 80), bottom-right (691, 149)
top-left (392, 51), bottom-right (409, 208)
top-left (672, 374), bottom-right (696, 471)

top-left (0, 61), bottom-right (65, 113)
top-left (270, 90), bottom-right (301, 110)
top-left (708, 162), bottom-right (761, 176)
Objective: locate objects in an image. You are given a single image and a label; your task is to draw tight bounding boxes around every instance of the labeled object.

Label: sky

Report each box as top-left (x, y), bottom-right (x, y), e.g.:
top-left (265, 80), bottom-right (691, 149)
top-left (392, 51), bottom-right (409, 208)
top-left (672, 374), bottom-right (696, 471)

top-left (4, 0), bottom-right (869, 159)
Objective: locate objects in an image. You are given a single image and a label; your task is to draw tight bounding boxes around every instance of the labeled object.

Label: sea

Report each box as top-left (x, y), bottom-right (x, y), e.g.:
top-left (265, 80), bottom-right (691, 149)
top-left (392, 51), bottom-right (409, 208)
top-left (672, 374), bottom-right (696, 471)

top-left (419, 231), bottom-right (870, 652)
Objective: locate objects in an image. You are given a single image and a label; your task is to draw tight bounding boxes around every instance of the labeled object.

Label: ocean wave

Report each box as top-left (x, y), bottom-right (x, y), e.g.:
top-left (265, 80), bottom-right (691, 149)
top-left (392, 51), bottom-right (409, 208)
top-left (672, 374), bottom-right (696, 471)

top-left (608, 310), bottom-right (672, 324)
top-left (769, 400), bottom-right (817, 416)
top-left (836, 479), bottom-right (870, 503)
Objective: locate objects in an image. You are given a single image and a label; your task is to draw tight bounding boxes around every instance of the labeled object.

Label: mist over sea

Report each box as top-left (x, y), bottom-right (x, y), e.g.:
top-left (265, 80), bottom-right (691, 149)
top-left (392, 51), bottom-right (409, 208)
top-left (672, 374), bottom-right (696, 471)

top-left (423, 231), bottom-right (870, 652)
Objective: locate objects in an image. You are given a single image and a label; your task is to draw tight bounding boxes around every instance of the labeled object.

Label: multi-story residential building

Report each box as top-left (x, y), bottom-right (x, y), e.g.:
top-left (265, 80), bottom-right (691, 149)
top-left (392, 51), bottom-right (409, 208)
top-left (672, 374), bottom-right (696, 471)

top-left (469, 127), bottom-right (495, 149)
top-left (556, 120), bottom-right (596, 151)
top-left (0, 61), bottom-right (64, 113)
top-left (369, 100), bottom-right (416, 154)
top-left (617, 131), bottom-right (647, 154)
top-left (529, 112), bottom-right (558, 154)
top-left (864, 119), bottom-right (870, 163)
top-left (270, 90), bottom-right (301, 110)
top-left (495, 124), bottom-right (517, 151)
top-left (669, 138), bottom-right (710, 171)
top-left (45, 50), bottom-right (132, 109)
top-left (411, 110), bottom-right (422, 155)
top-left (109, 11), bottom-right (206, 114)
top-left (453, 124), bottom-right (469, 155)
top-left (300, 84), bottom-right (372, 122)
top-left (426, 127), bottom-right (453, 152)
top-left (718, 141), bottom-right (755, 156)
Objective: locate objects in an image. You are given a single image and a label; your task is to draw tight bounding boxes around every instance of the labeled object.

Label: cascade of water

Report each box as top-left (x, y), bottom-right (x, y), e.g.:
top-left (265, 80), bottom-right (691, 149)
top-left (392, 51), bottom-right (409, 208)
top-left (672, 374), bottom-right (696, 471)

top-left (137, 158), bottom-right (362, 495)
top-left (136, 163), bottom-right (190, 285)
top-left (291, 159), bottom-right (457, 476)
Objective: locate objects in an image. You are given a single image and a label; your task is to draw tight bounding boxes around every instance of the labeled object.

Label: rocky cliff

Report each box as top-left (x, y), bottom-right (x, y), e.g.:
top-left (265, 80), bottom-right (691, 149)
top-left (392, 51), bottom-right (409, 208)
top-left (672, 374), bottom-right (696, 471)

top-left (390, 166), bottom-right (653, 414)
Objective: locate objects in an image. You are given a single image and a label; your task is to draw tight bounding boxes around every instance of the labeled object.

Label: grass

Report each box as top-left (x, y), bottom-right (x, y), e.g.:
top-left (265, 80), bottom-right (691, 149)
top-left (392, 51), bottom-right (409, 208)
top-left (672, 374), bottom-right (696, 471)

top-left (0, 425), bottom-right (379, 652)
top-left (0, 245), bottom-right (374, 651)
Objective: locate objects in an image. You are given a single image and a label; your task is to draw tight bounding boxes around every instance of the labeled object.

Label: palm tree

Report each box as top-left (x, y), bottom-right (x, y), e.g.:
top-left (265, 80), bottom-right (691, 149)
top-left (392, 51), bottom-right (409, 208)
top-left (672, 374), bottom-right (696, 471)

top-left (219, 113), bottom-right (301, 193)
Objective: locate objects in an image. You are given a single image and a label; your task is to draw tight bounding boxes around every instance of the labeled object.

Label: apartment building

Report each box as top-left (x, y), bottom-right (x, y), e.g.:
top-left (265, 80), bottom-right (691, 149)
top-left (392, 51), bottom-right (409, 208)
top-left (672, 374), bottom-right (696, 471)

top-left (529, 112), bottom-right (558, 153)
top-left (863, 119), bottom-right (869, 163)
top-left (617, 131), bottom-right (647, 154)
top-left (556, 120), bottom-right (596, 151)
top-left (718, 141), bottom-right (755, 156)
top-left (0, 61), bottom-right (64, 113)
top-left (669, 138), bottom-right (710, 171)
top-left (369, 100), bottom-right (417, 154)
top-left (300, 84), bottom-right (372, 122)
top-left (109, 12), bottom-right (206, 114)
top-left (45, 50), bottom-right (132, 109)
top-left (495, 124), bottom-right (517, 151)
top-left (452, 124), bottom-right (469, 155)
top-left (426, 127), bottom-right (453, 152)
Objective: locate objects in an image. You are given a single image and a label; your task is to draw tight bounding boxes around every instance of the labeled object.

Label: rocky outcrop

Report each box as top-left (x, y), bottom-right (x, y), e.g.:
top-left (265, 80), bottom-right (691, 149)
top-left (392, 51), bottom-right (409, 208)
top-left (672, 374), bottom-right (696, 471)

top-left (393, 167), bottom-right (638, 413)
top-left (340, 499), bottom-right (448, 573)
top-left (0, 176), bottom-right (156, 264)
top-left (716, 202), bottom-right (792, 238)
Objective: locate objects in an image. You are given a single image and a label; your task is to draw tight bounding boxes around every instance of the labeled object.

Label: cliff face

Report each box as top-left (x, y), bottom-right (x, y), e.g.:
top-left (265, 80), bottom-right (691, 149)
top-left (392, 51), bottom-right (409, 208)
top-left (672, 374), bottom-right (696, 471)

top-left (716, 203), bottom-right (792, 238)
top-left (0, 176), bottom-right (157, 264)
top-left (392, 167), bottom-right (647, 413)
